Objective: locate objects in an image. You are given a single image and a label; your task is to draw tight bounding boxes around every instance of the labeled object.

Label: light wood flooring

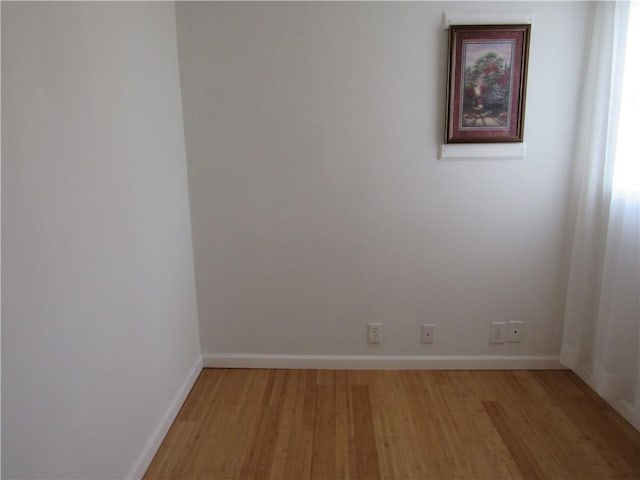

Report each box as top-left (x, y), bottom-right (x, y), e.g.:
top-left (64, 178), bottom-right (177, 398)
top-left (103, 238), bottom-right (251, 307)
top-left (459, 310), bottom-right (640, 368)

top-left (144, 369), bottom-right (640, 479)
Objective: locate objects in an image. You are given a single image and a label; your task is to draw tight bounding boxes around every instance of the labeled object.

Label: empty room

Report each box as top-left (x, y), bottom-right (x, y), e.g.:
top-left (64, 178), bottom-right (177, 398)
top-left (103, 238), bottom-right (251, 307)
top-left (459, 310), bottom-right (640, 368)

top-left (2, 1), bottom-right (639, 479)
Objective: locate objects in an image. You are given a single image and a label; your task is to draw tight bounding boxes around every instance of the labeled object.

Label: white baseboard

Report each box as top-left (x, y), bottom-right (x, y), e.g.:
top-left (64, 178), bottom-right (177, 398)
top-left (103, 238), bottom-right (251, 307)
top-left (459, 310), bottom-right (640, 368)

top-left (127, 356), bottom-right (203, 480)
top-left (202, 353), bottom-right (563, 370)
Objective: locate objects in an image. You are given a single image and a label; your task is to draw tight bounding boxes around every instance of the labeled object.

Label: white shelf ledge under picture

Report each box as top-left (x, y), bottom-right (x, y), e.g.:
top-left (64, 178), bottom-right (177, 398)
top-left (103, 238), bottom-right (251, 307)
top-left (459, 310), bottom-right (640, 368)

top-left (439, 143), bottom-right (527, 160)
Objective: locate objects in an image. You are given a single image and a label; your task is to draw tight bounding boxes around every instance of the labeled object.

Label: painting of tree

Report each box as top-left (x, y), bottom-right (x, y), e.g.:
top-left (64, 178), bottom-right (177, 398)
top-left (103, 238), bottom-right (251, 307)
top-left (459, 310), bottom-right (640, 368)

top-left (461, 42), bottom-right (514, 128)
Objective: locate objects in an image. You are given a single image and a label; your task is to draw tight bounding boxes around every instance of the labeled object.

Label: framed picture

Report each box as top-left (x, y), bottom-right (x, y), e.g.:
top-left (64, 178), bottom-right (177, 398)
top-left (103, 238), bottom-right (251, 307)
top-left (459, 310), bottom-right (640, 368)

top-left (445, 24), bottom-right (531, 143)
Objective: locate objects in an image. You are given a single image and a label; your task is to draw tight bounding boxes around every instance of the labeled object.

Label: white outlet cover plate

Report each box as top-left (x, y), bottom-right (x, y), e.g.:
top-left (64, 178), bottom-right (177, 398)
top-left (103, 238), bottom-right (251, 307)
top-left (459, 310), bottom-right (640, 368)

top-left (421, 324), bottom-right (435, 344)
top-left (367, 323), bottom-right (382, 344)
top-left (508, 321), bottom-right (525, 343)
top-left (490, 322), bottom-right (507, 344)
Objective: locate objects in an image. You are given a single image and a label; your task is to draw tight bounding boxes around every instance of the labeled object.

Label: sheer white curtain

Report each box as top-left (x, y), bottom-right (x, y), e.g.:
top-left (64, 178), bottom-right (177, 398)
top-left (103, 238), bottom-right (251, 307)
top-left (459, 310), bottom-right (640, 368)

top-left (561, 1), bottom-right (640, 429)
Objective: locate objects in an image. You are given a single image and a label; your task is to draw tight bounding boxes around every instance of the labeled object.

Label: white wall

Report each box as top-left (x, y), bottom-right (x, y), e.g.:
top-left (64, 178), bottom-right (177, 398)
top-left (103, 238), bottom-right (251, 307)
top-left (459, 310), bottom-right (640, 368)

top-left (2, 3), bottom-right (201, 478)
top-left (1, 3), bottom-right (3, 475)
top-left (176, 2), bottom-right (591, 359)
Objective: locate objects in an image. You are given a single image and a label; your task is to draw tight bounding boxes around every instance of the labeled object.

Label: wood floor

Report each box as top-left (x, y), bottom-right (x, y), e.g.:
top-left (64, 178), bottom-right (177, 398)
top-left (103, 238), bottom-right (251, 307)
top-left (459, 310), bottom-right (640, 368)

top-left (144, 369), bottom-right (640, 479)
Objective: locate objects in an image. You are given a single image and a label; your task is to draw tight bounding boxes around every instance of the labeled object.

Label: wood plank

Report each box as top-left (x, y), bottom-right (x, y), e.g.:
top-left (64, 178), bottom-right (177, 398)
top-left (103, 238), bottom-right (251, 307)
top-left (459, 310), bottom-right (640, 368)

top-left (237, 370), bottom-right (287, 479)
top-left (350, 384), bottom-right (381, 480)
top-left (310, 375), bottom-right (336, 479)
top-left (482, 400), bottom-right (547, 479)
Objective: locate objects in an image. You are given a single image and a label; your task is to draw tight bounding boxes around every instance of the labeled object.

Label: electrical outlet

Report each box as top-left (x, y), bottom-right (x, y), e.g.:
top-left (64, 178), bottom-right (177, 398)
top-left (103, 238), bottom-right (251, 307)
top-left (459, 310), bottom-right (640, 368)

top-left (421, 324), bottom-right (435, 344)
top-left (508, 321), bottom-right (525, 343)
top-left (367, 323), bottom-right (382, 344)
top-left (490, 322), bottom-right (507, 344)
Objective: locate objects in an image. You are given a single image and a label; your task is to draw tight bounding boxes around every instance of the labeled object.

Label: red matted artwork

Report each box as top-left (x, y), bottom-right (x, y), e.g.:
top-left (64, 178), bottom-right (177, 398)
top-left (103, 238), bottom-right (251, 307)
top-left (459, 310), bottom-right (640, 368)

top-left (445, 24), bottom-right (531, 143)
